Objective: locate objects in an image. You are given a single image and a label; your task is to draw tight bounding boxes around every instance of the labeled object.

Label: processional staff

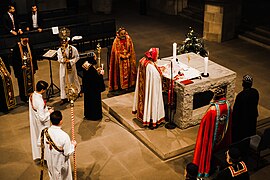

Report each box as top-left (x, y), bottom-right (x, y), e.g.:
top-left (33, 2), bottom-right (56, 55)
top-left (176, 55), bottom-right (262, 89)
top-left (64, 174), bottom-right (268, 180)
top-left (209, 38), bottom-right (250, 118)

top-left (63, 58), bottom-right (78, 180)
top-left (64, 51), bottom-right (78, 179)
top-left (66, 85), bottom-right (78, 180)
top-left (59, 26), bottom-right (78, 180)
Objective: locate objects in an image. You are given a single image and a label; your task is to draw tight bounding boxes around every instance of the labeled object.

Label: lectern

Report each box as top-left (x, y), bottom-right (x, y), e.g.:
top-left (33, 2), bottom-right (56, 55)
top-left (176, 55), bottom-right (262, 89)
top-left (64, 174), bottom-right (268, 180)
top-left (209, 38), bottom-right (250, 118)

top-left (43, 49), bottom-right (60, 100)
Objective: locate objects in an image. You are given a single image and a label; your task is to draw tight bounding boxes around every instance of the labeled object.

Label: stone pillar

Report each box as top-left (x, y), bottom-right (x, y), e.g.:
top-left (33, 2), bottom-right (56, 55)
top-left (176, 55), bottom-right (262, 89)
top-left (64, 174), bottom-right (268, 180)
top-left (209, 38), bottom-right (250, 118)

top-left (204, 0), bottom-right (242, 42)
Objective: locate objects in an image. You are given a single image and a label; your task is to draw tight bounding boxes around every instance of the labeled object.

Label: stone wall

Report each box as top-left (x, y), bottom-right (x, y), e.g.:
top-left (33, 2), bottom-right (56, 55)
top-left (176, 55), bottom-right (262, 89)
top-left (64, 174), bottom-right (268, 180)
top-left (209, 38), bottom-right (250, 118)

top-left (174, 75), bottom-right (236, 129)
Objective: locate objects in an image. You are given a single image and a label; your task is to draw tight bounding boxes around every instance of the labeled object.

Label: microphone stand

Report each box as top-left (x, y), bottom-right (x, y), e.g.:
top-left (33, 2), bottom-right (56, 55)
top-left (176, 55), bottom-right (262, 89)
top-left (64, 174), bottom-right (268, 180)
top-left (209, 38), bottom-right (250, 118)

top-left (165, 60), bottom-right (176, 129)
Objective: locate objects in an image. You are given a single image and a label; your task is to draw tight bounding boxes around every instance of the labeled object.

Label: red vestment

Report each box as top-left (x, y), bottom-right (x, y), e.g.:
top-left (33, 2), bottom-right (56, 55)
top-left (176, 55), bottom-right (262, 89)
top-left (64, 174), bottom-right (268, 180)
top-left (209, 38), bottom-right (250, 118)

top-left (193, 98), bottom-right (232, 177)
top-left (132, 48), bottom-right (165, 127)
top-left (109, 34), bottom-right (137, 91)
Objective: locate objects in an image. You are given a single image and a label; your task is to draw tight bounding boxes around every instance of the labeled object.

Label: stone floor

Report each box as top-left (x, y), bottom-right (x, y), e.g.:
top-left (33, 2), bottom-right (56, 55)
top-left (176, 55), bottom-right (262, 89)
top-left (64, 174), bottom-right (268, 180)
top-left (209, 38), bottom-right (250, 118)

top-left (1, 0), bottom-right (270, 179)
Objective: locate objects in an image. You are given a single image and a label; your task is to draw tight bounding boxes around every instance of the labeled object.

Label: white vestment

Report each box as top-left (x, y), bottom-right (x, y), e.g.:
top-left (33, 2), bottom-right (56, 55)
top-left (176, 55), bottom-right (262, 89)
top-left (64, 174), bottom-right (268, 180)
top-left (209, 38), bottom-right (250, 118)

top-left (29, 91), bottom-right (50, 160)
top-left (132, 61), bottom-right (165, 127)
top-left (57, 44), bottom-right (81, 99)
top-left (45, 125), bottom-right (75, 180)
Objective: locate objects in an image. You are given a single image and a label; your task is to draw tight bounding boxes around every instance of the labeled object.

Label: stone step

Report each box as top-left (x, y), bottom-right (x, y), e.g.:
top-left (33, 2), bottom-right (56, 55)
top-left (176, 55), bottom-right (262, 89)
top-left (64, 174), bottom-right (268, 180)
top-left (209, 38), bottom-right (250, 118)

top-left (238, 34), bottom-right (270, 50)
top-left (188, 2), bottom-right (204, 14)
top-left (239, 23), bottom-right (270, 38)
top-left (102, 92), bottom-right (198, 160)
top-left (238, 23), bottom-right (270, 49)
top-left (179, 8), bottom-right (203, 23)
top-left (256, 105), bottom-right (270, 135)
top-left (255, 26), bottom-right (270, 38)
top-left (241, 31), bottom-right (270, 45)
top-left (177, 0), bottom-right (204, 23)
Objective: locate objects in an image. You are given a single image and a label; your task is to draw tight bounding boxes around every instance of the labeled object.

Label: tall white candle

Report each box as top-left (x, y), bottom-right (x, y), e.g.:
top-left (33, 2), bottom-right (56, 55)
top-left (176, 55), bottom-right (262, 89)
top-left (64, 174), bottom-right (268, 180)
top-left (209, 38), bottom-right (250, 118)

top-left (173, 43), bottom-right (177, 61)
top-left (100, 63), bottom-right (104, 75)
top-left (204, 57), bottom-right (208, 75)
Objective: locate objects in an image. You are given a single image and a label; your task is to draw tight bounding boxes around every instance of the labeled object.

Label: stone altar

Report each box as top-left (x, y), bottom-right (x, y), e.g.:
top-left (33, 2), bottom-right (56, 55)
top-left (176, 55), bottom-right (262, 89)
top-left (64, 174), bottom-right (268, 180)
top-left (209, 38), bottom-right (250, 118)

top-left (157, 53), bottom-right (236, 129)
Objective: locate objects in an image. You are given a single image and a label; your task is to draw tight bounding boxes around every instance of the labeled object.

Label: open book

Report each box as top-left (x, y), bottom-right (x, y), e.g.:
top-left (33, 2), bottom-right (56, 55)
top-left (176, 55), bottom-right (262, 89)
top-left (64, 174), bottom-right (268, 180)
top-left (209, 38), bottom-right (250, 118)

top-left (43, 50), bottom-right (57, 59)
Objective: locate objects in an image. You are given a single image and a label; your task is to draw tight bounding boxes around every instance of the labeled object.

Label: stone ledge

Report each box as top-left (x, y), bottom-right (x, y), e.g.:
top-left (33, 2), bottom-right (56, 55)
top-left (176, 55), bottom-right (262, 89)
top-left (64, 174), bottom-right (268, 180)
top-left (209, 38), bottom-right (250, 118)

top-left (102, 93), bottom-right (198, 160)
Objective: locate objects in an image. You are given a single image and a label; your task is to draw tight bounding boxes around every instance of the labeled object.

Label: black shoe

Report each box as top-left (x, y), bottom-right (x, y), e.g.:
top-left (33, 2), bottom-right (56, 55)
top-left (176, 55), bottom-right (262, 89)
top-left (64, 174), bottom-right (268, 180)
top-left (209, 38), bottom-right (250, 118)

top-left (148, 124), bottom-right (155, 130)
top-left (78, 92), bottom-right (83, 98)
top-left (20, 97), bottom-right (28, 103)
top-left (60, 99), bottom-right (68, 105)
top-left (22, 99), bottom-right (29, 103)
top-left (34, 159), bottom-right (47, 169)
top-left (84, 116), bottom-right (102, 121)
top-left (34, 158), bottom-right (41, 165)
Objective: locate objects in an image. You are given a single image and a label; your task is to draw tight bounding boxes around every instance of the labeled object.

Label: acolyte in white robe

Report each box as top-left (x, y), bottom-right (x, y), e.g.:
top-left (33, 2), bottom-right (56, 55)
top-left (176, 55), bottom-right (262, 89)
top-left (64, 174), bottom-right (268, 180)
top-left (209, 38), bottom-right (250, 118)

top-left (29, 91), bottom-right (50, 160)
top-left (132, 61), bottom-right (165, 127)
top-left (45, 125), bottom-right (75, 180)
top-left (57, 44), bottom-right (81, 99)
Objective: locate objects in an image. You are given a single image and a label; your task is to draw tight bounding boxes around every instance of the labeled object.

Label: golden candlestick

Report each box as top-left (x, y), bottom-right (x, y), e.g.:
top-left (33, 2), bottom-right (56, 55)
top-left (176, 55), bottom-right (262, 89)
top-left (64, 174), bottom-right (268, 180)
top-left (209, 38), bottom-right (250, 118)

top-left (96, 43), bottom-right (101, 67)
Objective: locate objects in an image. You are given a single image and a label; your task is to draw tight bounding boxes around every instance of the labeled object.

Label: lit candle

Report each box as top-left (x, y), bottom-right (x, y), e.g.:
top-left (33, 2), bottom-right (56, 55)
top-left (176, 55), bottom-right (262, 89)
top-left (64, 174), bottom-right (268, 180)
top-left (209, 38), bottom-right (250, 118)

top-left (100, 63), bottom-right (104, 75)
top-left (173, 43), bottom-right (177, 61)
top-left (204, 57), bottom-right (208, 75)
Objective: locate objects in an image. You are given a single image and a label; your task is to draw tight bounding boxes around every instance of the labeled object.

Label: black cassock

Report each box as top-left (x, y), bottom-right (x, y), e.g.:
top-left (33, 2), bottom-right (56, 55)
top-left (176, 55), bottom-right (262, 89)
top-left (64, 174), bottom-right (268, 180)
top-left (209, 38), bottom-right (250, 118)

top-left (232, 87), bottom-right (259, 143)
top-left (81, 58), bottom-right (105, 120)
top-left (213, 161), bottom-right (250, 180)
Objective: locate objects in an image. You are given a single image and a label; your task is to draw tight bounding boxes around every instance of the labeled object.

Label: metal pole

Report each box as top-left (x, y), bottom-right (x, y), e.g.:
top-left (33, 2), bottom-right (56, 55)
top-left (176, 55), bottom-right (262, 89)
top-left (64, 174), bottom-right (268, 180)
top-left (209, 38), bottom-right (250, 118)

top-left (165, 60), bottom-right (176, 129)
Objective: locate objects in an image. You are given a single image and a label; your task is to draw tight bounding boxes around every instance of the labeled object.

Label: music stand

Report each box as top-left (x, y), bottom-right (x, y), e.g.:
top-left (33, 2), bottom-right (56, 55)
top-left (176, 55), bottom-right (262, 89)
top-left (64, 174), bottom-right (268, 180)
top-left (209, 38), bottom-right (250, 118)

top-left (43, 50), bottom-right (60, 100)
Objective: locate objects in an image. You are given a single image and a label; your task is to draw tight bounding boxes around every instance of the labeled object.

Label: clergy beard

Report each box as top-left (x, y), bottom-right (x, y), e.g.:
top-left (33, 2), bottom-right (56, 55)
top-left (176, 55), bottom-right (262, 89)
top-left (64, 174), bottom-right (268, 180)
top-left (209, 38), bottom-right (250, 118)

top-left (62, 43), bottom-right (68, 49)
top-left (21, 39), bottom-right (29, 46)
top-left (120, 36), bottom-right (126, 40)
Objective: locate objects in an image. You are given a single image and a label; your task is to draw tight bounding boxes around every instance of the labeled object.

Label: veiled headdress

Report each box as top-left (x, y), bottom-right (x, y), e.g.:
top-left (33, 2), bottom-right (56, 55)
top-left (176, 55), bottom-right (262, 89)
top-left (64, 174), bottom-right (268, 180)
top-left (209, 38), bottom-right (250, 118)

top-left (144, 48), bottom-right (159, 62)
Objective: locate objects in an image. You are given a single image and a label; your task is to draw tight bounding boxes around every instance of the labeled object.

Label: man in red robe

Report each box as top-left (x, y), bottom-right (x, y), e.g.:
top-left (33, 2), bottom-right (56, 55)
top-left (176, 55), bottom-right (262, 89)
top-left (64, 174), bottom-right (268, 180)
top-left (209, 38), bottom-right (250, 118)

top-left (109, 27), bottom-right (137, 92)
top-left (193, 87), bottom-right (232, 177)
top-left (132, 48), bottom-right (165, 128)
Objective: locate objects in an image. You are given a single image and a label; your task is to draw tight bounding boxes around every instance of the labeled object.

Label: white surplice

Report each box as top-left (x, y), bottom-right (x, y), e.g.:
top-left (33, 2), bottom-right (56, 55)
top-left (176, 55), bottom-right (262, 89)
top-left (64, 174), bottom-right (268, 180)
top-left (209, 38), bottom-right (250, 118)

top-left (29, 91), bottom-right (50, 160)
top-left (45, 125), bottom-right (75, 180)
top-left (133, 62), bottom-right (165, 126)
top-left (57, 44), bottom-right (81, 99)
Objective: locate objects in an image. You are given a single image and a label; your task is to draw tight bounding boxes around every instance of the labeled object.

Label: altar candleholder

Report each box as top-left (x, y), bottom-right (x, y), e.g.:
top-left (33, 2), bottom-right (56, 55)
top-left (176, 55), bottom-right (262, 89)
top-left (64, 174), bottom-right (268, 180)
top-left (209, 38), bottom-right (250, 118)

top-left (173, 43), bottom-right (177, 61)
top-left (100, 63), bottom-right (104, 75)
top-left (201, 56), bottom-right (209, 77)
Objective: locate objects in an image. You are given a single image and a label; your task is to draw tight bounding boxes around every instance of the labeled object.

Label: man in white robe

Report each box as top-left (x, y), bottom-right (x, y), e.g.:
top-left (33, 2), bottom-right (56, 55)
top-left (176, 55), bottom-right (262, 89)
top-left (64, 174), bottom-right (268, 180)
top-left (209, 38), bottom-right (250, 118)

top-left (132, 48), bottom-right (165, 128)
top-left (42, 110), bottom-right (77, 180)
top-left (57, 38), bottom-right (81, 105)
top-left (29, 80), bottom-right (54, 161)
